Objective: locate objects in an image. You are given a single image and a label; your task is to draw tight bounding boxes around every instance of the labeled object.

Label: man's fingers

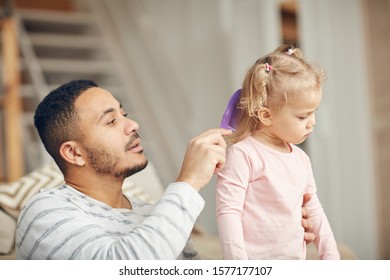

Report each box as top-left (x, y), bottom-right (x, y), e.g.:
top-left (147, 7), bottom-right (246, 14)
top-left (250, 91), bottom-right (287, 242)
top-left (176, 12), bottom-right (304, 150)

top-left (302, 218), bottom-right (313, 231)
top-left (304, 232), bottom-right (315, 244)
top-left (302, 193), bottom-right (312, 218)
top-left (301, 207), bottom-right (311, 219)
top-left (176, 128), bottom-right (232, 191)
top-left (213, 145), bottom-right (228, 173)
top-left (302, 193), bottom-right (312, 206)
top-left (302, 193), bottom-right (314, 244)
top-left (192, 128), bottom-right (232, 147)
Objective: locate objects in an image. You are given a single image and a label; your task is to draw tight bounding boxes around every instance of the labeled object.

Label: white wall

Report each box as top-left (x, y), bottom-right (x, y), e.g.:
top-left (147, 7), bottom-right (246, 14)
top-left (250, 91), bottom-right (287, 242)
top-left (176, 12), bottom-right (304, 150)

top-left (299, 0), bottom-right (379, 259)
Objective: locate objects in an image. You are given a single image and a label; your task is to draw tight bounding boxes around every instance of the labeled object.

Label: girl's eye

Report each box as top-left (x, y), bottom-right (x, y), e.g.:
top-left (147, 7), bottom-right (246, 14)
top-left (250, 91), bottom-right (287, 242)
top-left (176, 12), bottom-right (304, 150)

top-left (107, 119), bottom-right (116, 125)
top-left (298, 116), bottom-right (308, 120)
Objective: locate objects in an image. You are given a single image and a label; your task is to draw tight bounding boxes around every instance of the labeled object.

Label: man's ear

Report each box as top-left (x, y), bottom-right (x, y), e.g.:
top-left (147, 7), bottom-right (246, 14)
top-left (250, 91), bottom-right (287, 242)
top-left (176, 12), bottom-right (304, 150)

top-left (257, 107), bottom-right (272, 126)
top-left (59, 141), bottom-right (86, 167)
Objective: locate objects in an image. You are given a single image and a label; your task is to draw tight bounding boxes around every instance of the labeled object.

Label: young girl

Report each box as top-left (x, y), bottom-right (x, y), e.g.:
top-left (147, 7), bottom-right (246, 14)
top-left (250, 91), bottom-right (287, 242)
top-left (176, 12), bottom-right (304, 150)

top-left (216, 45), bottom-right (340, 260)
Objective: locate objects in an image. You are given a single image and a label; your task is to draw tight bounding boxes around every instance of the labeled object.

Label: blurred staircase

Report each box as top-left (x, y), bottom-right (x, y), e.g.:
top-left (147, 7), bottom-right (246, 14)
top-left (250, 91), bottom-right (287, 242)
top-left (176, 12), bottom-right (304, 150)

top-left (11, 0), bottom-right (135, 173)
top-left (1, 0), bottom-right (184, 185)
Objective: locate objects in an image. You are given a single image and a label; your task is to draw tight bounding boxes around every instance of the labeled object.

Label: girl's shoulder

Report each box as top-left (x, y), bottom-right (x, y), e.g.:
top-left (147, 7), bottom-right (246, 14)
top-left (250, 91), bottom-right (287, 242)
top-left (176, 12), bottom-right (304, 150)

top-left (290, 144), bottom-right (311, 159)
top-left (227, 136), bottom-right (259, 156)
top-left (228, 136), bottom-right (255, 149)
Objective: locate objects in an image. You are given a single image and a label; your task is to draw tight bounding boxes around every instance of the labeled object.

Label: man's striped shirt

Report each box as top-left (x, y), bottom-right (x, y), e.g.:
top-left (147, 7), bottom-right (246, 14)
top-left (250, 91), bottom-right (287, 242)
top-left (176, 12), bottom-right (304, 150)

top-left (16, 182), bottom-right (204, 259)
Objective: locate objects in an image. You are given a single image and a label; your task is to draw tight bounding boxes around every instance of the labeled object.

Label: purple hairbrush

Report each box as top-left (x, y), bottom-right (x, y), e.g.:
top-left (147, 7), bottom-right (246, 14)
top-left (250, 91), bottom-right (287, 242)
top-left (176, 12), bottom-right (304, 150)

top-left (220, 89), bottom-right (241, 131)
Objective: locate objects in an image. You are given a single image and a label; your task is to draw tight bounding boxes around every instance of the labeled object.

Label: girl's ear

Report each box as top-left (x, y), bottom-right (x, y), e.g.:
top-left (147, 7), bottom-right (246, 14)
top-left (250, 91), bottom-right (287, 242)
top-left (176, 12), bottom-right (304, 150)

top-left (59, 141), bottom-right (86, 167)
top-left (257, 107), bottom-right (272, 126)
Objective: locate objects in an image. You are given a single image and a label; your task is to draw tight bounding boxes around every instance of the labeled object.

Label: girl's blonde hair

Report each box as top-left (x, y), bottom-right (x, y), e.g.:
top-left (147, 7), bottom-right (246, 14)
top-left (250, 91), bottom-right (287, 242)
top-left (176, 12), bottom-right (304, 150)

top-left (229, 44), bottom-right (326, 144)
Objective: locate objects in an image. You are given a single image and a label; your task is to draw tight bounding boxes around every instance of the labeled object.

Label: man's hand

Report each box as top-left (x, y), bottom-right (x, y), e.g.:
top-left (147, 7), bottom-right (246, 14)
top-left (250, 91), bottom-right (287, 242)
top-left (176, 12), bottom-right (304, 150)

top-left (176, 128), bottom-right (232, 191)
top-left (302, 193), bottom-right (315, 243)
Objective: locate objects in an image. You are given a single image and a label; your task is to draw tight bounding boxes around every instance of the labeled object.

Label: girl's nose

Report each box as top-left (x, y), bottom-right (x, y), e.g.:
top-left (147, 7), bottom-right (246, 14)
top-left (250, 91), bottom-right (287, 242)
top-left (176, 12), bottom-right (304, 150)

top-left (307, 113), bottom-right (316, 128)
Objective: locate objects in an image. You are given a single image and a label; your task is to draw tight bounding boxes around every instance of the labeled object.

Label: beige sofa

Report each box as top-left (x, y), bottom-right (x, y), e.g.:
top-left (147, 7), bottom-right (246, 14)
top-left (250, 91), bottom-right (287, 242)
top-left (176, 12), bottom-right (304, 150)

top-left (0, 162), bottom-right (357, 260)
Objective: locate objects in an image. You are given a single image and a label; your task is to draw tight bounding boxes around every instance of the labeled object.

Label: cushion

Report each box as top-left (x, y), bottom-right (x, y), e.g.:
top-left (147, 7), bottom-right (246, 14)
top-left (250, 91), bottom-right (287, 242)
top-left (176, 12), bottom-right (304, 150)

top-left (0, 162), bottom-right (63, 219)
top-left (0, 161), bottom-right (160, 219)
top-left (0, 209), bottom-right (16, 254)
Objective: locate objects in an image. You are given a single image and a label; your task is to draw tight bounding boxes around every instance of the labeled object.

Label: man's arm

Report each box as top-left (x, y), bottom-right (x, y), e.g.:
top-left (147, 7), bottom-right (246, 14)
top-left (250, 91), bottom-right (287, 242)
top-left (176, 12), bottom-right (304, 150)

top-left (16, 183), bottom-right (204, 260)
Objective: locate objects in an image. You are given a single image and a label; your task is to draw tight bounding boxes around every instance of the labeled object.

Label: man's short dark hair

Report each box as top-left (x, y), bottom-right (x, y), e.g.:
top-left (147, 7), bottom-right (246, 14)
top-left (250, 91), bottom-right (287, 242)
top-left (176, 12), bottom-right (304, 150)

top-left (34, 80), bottom-right (98, 172)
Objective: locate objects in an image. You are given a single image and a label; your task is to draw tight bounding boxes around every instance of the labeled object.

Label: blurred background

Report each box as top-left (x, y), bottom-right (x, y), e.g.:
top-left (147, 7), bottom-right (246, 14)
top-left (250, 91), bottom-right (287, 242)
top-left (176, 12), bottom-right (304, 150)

top-left (0, 0), bottom-right (388, 259)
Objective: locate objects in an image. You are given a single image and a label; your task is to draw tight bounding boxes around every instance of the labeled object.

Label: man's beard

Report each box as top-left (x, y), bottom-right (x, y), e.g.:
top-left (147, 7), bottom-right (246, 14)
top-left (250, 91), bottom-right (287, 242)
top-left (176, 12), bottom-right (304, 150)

top-left (84, 134), bottom-right (148, 179)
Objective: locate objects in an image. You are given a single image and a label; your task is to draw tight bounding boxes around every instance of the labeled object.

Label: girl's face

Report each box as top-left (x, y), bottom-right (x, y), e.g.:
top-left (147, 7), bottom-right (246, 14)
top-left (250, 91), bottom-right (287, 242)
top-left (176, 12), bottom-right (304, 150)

top-left (266, 89), bottom-right (322, 145)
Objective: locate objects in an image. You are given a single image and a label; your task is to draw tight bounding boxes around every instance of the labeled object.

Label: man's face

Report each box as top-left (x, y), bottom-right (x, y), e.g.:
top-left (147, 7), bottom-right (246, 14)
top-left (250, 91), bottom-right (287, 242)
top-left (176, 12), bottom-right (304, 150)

top-left (74, 87), bottom-right (147, 179)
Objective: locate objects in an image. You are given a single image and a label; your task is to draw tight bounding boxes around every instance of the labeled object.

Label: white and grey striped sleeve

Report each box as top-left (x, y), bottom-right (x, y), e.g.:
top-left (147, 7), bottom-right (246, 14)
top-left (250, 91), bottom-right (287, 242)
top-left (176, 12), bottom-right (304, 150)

top-left (16, 182), bottom-right (204, 260)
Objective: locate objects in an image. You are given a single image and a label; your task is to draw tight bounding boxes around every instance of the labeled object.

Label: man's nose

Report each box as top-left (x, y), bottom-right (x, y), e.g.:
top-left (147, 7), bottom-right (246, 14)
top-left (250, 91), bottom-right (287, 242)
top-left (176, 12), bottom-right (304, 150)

top-left (124, 117), bottom-right (139, 135)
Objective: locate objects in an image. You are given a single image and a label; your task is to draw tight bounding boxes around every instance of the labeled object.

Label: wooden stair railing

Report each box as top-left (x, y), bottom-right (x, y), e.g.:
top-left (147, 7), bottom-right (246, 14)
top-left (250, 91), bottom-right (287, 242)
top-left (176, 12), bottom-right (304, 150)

top-left (0, 16), bottom-right (24, 181)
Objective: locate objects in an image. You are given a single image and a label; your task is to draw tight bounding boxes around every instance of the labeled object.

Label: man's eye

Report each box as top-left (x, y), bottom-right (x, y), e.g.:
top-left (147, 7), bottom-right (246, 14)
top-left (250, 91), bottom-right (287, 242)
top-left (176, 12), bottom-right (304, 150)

top-left (107, 119), bottom-right (116, 125)
top-left (298, 116), bottom-right (308, 120)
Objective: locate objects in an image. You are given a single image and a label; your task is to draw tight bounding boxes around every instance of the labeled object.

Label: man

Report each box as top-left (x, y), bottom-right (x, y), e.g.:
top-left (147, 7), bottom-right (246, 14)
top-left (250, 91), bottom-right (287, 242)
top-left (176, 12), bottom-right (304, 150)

top-left (16, 80), bottom-right (314, 259)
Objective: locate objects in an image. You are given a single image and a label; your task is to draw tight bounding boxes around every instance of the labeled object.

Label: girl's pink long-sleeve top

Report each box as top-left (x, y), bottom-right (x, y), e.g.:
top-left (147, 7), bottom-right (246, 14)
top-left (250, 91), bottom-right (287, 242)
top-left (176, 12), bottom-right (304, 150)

top-left (216, 137), bottom-right (340, 260)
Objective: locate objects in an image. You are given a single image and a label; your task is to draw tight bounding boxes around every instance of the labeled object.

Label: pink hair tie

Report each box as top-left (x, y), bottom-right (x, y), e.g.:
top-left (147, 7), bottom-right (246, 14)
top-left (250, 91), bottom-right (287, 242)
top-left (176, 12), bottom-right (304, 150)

top-left (265, 63), bottom-right (272, 72)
